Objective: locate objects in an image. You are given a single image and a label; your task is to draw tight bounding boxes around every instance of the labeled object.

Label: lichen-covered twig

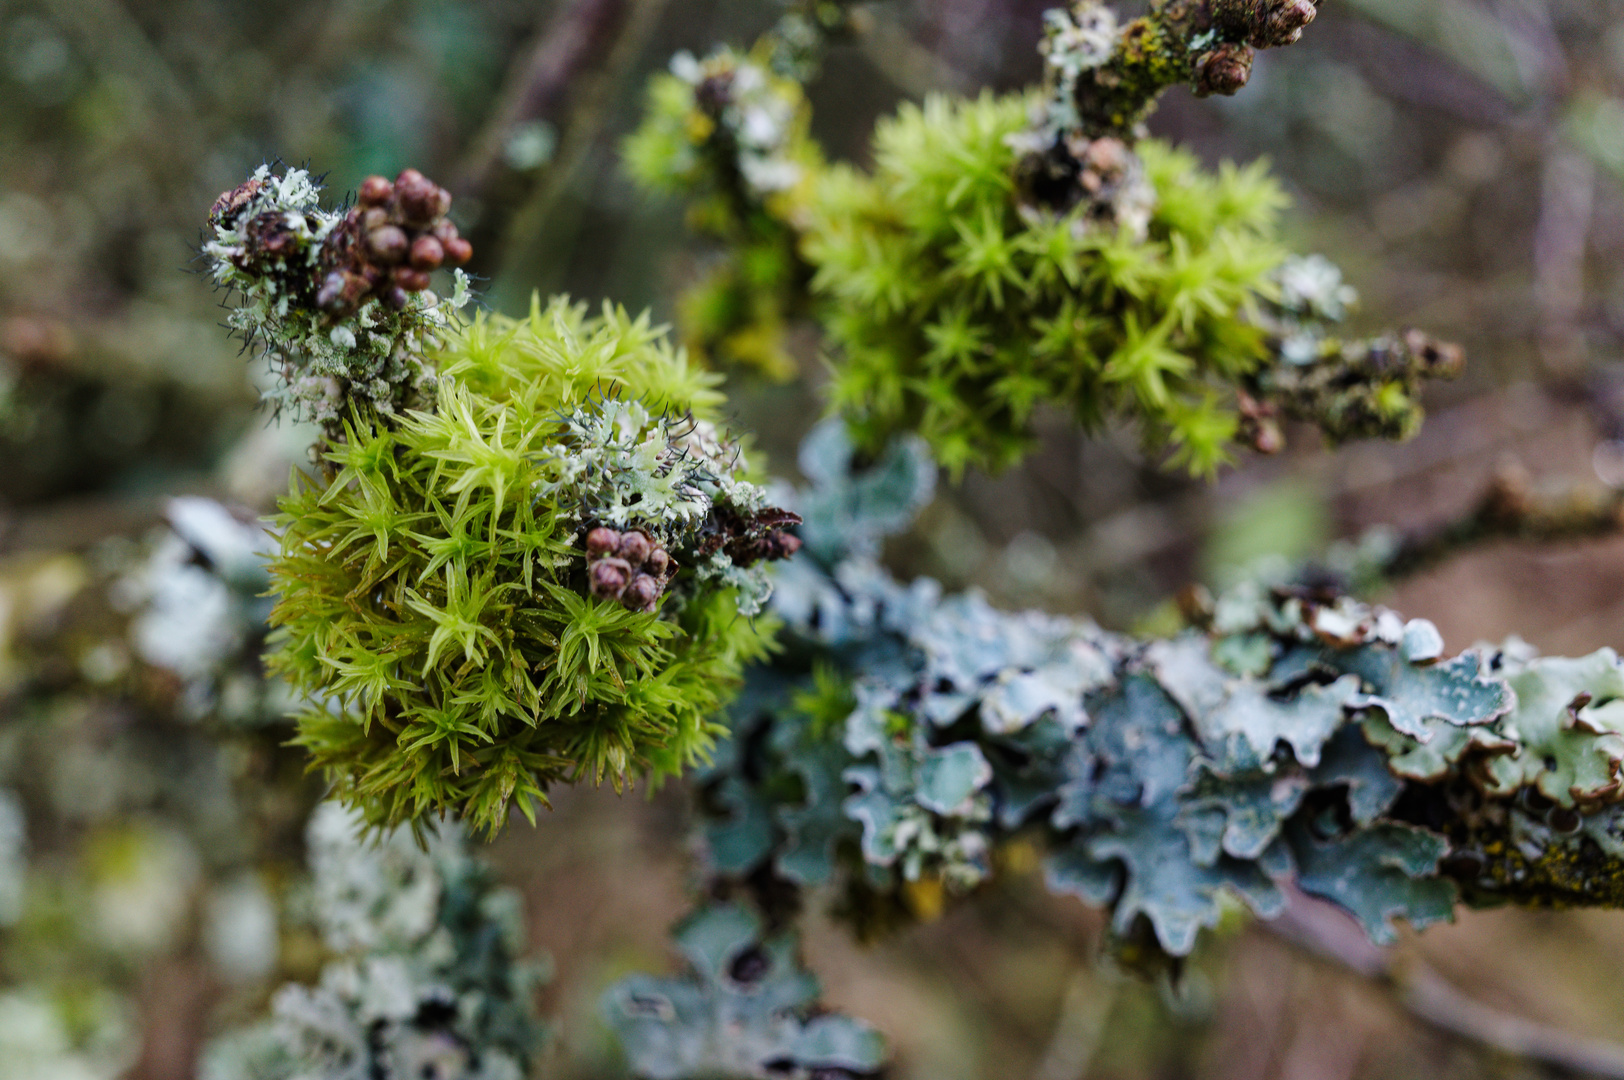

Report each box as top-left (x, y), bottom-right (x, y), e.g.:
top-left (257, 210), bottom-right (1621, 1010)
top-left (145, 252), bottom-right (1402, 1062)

top-left (1047, 0), bottom-right (1319, 142)
top-left (693, 425), bottom-right (1624, 960)
top-left (1236, 254), bottom-right (1467, 455)
top-left (201, 802), bottom-right (550, 1080)
top-left (599, 425), bottom-right (1624, 1077)
top-left (204, 166), bottom-right (473, 428)
top-left (1014, 0), bottom-right (1318, 217)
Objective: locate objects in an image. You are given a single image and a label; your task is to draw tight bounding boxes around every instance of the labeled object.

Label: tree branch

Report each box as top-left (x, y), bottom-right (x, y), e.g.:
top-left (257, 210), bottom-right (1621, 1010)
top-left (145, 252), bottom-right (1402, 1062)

top-left (1269, 886), bottom-right (1624, 1079)
top-left (1061, 0), bottom-right (1320, 141)
top-left (454, 0), bottom-right (651, 278)
top-left (1382, 459), bottom-right (1624, 580)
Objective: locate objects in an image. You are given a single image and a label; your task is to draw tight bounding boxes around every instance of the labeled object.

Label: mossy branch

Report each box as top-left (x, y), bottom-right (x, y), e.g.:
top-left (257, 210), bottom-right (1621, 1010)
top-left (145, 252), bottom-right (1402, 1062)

top-left (1057, 0), bottom-right (1320, 141)
top-left (600, 428), bottom-right (1624, 1078)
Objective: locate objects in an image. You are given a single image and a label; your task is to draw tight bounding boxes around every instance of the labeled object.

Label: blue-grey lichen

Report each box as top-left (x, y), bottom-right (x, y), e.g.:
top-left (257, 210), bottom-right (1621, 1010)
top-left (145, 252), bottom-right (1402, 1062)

top-left (603, 903), bottom-right (883, 1080)
top-left (200, 801), bottom-right (548, 1080)
top-left (683, 426), bottom-right (1624, 968)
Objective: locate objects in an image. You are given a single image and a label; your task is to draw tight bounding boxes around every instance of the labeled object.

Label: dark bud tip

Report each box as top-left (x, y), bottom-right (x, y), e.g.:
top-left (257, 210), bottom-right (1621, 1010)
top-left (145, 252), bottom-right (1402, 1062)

top-left (590, 558), bottom-right (633, 599)
top-left (618, 530), bottom-right (653, 567)
top-left (384, 286), bottom-right (410, 310)
top-left (410, 235), bottom-right (445, 271)
top-left (1403, 329), bottom-right (1466, 378)
top-left (394, 266), bottom-right (432, 292)
top-left (395, 170), bottom-right (451, 225)
top-left (443, 237), bottom-right (473, 266)
top-left (316, 269), bottom-right (367, 314)
top-left (1195, 43), bottom-right (1255, 97)
top-left (1257, 0), bottom-right (1317, 47)
top-left (209, 178), bottom-right (264, 228)
top-left (645, 547), bottom-right (670, 577)
top-left (1252, 421), bottom-right (1285, 455)
top-left (585, 527), bottom-right (621, 558)
top-left (365, 224), bottom-right (409, 264)
top-left (622, 573), bottom-right (661, 612)
top-left (358, 175), bottom-right (394, 206)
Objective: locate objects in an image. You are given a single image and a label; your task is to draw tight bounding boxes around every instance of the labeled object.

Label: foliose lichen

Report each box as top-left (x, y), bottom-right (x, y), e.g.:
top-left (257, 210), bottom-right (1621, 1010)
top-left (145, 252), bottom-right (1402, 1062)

top-left (201, 802), bottom-right (548, 1080)
top-left (604, 903), bottom-right (883, 1080)
top-left (681, 428), bottom-right (1624, 969)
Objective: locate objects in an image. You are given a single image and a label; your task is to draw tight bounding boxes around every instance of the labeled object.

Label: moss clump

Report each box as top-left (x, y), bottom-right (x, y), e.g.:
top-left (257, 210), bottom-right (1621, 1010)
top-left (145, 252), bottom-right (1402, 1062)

top-left (803, 91), bottom-right (1289, 476)
top-left (268, 298), bottom-right (791, 835)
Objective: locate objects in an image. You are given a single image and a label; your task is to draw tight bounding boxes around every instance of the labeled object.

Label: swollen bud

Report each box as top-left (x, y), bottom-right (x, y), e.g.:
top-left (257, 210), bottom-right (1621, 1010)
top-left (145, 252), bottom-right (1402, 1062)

top-left (622, 573), bottom-right (661, 613)
top-left (1256, 0), bottom-right (1317, 48)
top-left (619, 529), bottom-right (653, 567)
top-left (590, 558), bottom-right (633, 600)
top-left (1194, 42), bottom-right (1255, 97)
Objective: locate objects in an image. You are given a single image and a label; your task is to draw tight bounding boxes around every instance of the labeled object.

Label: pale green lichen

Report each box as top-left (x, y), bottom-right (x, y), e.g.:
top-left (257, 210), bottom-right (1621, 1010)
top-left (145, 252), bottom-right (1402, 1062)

top-left (201, 802), bottom-right (547, 1080)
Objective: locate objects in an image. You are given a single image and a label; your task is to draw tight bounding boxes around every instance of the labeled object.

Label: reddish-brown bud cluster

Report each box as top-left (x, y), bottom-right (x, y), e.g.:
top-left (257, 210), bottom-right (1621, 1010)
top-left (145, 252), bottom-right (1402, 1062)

top-left (585, 527), bottom-right (674, 613)
top-left (1235, 389), bottom-right (1284, 456)
top-left (1193, 41), bottom-right (1255, 97)
top-left (315, 169), bottom-right (473, 317)
top-left (694, 507), bottom-right (803, 567)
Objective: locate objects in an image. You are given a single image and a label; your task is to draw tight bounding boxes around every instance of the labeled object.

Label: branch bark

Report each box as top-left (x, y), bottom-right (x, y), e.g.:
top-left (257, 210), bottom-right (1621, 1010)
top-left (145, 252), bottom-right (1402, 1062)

top-left (1066, 0), bottom-right (1320, 139)
top-left (453, 0), bottom-right (648, 279)
top-left (1382, 459), bottom-right (1624, 580)
top-left (1269, 886), bottom-right (1624, 1079)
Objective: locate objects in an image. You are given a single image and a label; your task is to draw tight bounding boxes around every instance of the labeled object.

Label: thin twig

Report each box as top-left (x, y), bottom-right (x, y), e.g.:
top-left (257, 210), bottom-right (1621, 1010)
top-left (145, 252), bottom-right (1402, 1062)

top-left (454, 0), bottom-right (646, 277)
top-left (1381, 458), bottom-right (1624, 580)
top-left (1267, 887), bottom-right (1624, 1078)
top-left (1031, 967), bottom-right (1120, 1080)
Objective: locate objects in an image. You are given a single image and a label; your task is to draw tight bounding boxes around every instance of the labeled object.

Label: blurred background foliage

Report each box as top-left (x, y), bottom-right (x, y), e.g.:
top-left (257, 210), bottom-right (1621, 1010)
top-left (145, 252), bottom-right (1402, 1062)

top-left (10, 0), bottom-right (1624, 1078)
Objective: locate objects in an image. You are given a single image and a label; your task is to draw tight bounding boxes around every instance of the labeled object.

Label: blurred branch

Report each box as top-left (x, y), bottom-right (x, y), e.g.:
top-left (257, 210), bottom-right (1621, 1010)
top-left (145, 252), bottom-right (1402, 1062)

top-left (1031, 968), bottom-right (1119, 1080)
top-left (1269, 887), bottom-right (1624, 1079)
top-left (1381, 459), bottom-right (1624, 580)
top-left (1061, 0), bottom-right (1322, 140)
top-left (455, 0), bottom-right (669, 278)
top-left (858, 7), bottom-right (974, 97)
